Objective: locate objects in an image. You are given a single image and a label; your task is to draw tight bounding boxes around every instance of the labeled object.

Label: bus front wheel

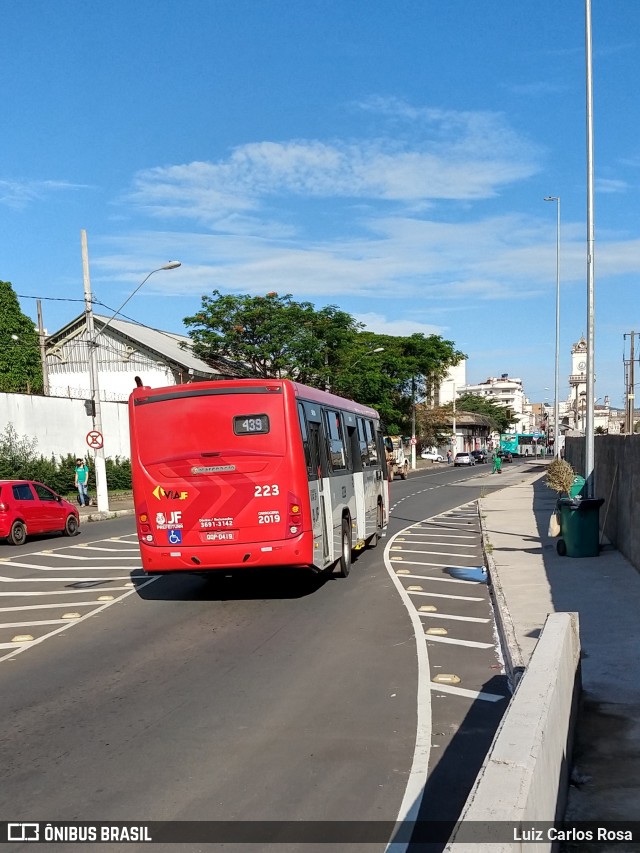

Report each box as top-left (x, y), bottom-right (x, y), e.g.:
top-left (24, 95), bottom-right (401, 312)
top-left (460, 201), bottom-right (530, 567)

top-left (336, 518), bottom-right (352, 578)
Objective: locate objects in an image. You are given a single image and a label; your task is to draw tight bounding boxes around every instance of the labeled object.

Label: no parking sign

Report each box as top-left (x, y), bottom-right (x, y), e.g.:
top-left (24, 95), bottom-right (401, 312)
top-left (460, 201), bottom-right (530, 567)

top-left (86, 430), bottom-right (103, 450)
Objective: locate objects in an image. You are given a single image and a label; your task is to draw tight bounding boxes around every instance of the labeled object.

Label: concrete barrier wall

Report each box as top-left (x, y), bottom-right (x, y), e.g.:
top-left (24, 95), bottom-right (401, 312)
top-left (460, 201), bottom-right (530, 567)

top-left (0, 392), bottom-right (131, 460)
top-left (565, 434), bottom-right (640, 571)
top-left (446, 612), bottom-right (581, 852)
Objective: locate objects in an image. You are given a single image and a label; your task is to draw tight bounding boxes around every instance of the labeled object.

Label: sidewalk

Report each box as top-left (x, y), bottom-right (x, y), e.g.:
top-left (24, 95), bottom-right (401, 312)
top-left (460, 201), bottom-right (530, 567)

top-left (77, 493), bottom-right (135, 522)
top-left (480, 464), bottom-right (640, 826)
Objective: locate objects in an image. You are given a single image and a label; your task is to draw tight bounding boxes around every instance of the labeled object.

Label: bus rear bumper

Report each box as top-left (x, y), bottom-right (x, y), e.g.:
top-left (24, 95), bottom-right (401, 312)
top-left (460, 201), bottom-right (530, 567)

top-left (138, 534), bottom-right (313, 573)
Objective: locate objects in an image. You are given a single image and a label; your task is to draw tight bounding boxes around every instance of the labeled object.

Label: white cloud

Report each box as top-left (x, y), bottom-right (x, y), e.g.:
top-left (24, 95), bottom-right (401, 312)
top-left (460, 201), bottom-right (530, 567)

top-left (126, 107), bottom-right (542, 227)
top-left (0, 178), bottom-right (88, 209)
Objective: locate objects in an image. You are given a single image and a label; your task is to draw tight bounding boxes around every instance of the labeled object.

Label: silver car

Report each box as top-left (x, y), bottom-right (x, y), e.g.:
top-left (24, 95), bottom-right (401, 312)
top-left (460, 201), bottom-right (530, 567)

top-left (454, 452), bottom-right (475, 467)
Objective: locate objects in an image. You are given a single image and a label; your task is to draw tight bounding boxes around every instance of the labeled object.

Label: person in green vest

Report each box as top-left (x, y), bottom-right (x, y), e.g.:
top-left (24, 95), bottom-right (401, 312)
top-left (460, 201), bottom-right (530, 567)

top-left (492, 452), bottom-right (502, 474)
top-left (75, 458), bottom-right (90, 506)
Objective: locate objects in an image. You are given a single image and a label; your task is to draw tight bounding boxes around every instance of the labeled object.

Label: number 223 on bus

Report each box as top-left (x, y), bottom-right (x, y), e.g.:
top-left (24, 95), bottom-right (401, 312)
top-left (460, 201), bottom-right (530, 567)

top-left (128, 379), bottom-right (390, 577)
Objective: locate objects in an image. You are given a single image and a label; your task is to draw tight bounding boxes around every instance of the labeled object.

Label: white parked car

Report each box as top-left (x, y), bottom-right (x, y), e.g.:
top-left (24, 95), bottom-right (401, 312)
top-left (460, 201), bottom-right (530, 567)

top-left (454, 452), bottom-right (476, 467)
top-left (421, 448), bottom-right (444, 462)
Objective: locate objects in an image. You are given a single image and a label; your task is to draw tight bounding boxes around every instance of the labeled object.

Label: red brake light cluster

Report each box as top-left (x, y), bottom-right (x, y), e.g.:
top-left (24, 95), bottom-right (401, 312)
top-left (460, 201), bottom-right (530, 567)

top-left (286, 494), bottom-right (303, 538)
top-left (137, 503), bottom-right (155, 543)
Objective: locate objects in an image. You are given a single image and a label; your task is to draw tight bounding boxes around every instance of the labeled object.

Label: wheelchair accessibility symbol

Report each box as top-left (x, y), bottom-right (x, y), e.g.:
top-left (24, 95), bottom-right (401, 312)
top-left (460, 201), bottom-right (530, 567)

top-left (168, 529), bottom-right (182, 545)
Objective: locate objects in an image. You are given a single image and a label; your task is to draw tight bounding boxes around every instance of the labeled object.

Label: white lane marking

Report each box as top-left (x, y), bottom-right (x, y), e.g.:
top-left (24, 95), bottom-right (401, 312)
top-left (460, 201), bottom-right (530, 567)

top-left (0, 601), bottom-right (114, 612)
top-left (0, 587), bottom-right (144, 596)
top-left (38, 554), bottom-right (140, 560)
top-left (403, 533), bottom-right (476, 541)
top-left (399, 539), bottom-right (477, 548)
top-left (418, 611), bottom-right (489, 623)
top-left (0, 576), bottom-right (159, 663)
top-left (63, 545), bottom-right (140, 552)
top-left (425, 634), bottom-right (494, 649)
top-left (430, 683), bottom-right (506, 703)
top-left (390, 559), bottom-right (484, 570)
top-left (419, 521), bottom-right (478, 529)
top-left (0, 619), bottom-right (69, 629)
top-left (405, 590), bottom-right (484, 602)
top-left (394, 573), bottom-right (473, 585)
top-left (398, 574), bottom-right (481, 584)
top-left (0, 576), bottom-right (141, 584)
top-left (391, 548), bottom-right (481, 560)
top-left (0, 560), bottom-right (138, 570)
top-left (1, 565), bottom-right (141, 572)
top-left (383, 534), bottom-right (432, 841)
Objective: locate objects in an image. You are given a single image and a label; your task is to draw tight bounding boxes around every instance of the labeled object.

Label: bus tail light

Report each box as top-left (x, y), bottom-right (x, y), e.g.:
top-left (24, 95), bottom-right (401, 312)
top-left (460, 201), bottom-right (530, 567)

top-left (137, 503), bottom-right (155, 543)
top-left (286, 494), bottom-right (303, 537)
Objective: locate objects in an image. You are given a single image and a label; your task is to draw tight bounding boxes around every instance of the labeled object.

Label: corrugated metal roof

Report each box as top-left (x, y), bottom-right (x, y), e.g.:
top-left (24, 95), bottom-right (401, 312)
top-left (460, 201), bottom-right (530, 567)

top-left (47, 313), bottom-right (228, 377)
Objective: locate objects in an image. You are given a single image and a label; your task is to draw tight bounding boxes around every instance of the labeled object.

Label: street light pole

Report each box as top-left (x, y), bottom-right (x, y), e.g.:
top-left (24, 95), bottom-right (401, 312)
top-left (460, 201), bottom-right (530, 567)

top-left (81, 229), bottom-right (181, 513)
top-left (584, 0), bottom-right (596, 497)
top-left (544, 196), bottom-right (561, 458)
top-left (81, 229), bottom-right (108, 512)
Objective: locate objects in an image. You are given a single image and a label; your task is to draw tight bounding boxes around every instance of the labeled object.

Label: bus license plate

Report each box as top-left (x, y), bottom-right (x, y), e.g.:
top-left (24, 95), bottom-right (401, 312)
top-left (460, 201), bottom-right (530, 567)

top-left (203, 530), bottom-right (238, 543)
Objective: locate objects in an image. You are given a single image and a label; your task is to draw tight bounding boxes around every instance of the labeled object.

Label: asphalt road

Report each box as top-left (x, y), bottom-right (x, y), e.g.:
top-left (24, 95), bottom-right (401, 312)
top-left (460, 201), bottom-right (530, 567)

top-left (0, 461), bottom-right (527, 852)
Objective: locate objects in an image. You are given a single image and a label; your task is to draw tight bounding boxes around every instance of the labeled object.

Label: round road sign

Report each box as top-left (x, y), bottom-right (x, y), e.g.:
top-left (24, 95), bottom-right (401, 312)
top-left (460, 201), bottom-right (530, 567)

top-left (86, 430), bottom-right (104, 450)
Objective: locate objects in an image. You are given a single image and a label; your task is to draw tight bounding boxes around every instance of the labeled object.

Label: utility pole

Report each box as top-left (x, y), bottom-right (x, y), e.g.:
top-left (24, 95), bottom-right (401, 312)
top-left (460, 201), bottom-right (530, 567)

top-left (625, 331), bottom-right (636, 434)
top-left (81, 230), bottom-right (109, 513)
top-left (411, 376), bottom-right (416, 470)
top-left (452, 381), bottom-right (457, 453)
top-left (36, 299), bottom-right (50, 396)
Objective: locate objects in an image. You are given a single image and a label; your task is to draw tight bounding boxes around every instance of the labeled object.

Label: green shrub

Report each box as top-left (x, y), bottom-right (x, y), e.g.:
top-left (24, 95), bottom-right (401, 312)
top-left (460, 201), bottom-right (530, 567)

top-left (0, 425), bottom-right (131, 493)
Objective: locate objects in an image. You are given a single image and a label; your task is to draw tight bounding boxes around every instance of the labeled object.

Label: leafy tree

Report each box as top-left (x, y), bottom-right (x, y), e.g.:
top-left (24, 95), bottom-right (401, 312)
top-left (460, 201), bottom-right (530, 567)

top-left (415, 405), bottom-right (454, 448)
top-left (454, 393), bottom-right (516, 434)
top-left (183, 290), bottom-right (361, 387)
top-left (0, 281), bottom-right (43, 393)
top-left (183, 291), bottom-right (464, 436)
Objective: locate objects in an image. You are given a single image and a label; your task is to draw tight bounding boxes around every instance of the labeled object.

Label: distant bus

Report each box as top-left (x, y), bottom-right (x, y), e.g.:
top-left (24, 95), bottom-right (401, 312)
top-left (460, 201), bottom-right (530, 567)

top-left (499, 432), bottom-right (544, 456)
top-left (128, 379), bottom-right (389, 577)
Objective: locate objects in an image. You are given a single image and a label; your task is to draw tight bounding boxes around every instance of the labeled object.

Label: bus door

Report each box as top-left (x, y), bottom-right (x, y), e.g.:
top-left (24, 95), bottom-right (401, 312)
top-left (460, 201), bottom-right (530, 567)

top-left (355, 417), bottom-right (380, 541)
top-left (302, 405), bottom-right (331, 568)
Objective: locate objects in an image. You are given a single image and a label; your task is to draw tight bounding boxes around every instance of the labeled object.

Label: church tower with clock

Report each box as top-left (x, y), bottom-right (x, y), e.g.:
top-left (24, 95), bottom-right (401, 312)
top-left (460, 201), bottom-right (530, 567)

top-left (569, 336), bottom-right (588, 430)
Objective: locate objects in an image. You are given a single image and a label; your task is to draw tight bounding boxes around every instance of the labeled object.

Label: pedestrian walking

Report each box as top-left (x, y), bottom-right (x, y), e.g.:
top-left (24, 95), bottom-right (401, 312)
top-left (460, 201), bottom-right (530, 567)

top-left (75, 457), bottom-right (90, 506)
top-left (492, 452), bottom-right (502, 474)
top-left (446, 449), bottom-right (452, 465)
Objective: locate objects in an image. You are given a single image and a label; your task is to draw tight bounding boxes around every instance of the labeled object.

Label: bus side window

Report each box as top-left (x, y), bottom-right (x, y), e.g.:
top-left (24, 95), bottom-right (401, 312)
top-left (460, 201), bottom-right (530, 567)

top-left (365, 420), bottom-right (377, 463)
top-left (357, 417), bottom-right (370, 466)
top-left (324, 409), bottom-right (347, 471)
top-left (297, 403), bottom-right (313, 477)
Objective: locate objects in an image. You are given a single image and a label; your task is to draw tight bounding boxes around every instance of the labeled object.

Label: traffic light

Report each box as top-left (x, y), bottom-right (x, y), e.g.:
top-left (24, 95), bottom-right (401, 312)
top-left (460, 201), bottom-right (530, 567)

top-left (84, 399), bottom-right (96, 417)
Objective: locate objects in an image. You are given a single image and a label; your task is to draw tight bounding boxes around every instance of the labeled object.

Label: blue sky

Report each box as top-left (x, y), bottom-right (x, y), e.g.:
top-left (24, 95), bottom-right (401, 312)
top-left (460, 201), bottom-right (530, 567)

top-left (2, 1), bottom-right (639, 408)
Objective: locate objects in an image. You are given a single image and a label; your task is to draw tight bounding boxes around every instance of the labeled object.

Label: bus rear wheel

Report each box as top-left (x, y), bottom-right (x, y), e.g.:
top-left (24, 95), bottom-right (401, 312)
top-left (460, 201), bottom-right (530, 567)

top-left (336, 518), bottom-right (352, 577)
top-left (368, 504), bottom-right (383, 549)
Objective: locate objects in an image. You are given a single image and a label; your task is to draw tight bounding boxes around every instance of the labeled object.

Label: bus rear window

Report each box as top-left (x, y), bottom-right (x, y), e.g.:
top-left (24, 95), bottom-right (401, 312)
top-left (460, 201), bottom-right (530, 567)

top-left (233, 414), bottom-right (270, 435)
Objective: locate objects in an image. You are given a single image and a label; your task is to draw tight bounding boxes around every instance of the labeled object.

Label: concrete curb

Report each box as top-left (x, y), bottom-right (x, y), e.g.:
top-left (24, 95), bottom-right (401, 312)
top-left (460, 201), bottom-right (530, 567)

top-left (478, 500), bottom-right (525, 692)
top-left (79, 508), bottom-right (135, 523)
top-left (445, 612), bottom-right (581, 850)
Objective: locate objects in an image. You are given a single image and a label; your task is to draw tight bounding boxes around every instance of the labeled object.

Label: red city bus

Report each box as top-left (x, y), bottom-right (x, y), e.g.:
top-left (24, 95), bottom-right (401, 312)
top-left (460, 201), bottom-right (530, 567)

top-left (128, 378), bottom-right (390, 577)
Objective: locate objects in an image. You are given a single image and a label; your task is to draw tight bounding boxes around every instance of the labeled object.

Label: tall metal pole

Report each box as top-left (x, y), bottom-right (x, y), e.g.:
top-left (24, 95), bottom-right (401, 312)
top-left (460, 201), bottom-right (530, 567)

top-left (452, 381), bottom-right (457, 452)
top-left (36, 299), bottom-right (50, 396)
top-left (628, 332), bottom-right (636, 433)
top-left (411, 376), bottom-right (416, 470)
top-left (584, 0), bottom-right (596, 498)
top-left (544, 196), bottom-right (561, 458)
top-left (81, 230), bottom-right (109, 513)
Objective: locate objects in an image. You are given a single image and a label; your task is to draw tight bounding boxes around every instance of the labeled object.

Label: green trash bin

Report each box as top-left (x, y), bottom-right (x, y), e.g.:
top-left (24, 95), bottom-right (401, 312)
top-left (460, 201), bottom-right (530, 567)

top-left (557, 497), bottom-right (604, 557)
top-left (569, 475), bottom-right (586, 499)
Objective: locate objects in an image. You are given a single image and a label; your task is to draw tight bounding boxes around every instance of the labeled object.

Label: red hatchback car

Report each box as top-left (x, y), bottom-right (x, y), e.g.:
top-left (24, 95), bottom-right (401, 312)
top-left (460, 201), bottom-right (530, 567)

top-left (0, 480), bottom-right (80, 546)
